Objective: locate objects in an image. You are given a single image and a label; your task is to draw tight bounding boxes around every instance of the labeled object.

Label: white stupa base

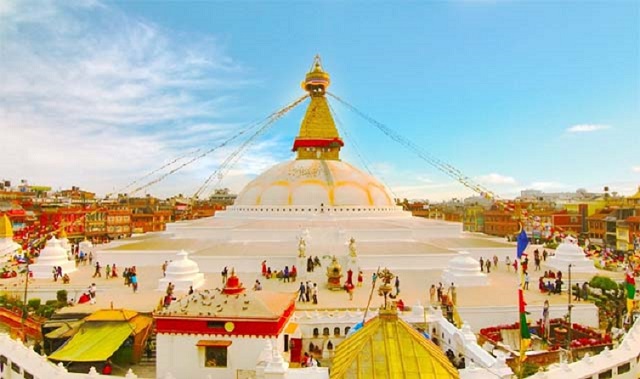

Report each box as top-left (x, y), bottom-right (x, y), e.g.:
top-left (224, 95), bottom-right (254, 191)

top-left (441, 270), bottom-right (488, 287)
top-left (158, 274), bottom-right (205, 292)
top-left (30, 260), bottom-right (77, 279)
top-left (545, 258), bottom-right (597, 274)
top-left (441, 252), bottom-right (488, 287)
top-left (546, 238), bottom-right (597, 274)
top-left (0, 238), bottom-right (21, 256)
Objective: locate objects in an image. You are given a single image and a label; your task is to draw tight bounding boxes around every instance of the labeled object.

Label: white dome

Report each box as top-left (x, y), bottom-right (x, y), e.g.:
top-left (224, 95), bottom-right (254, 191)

top-left (235, 159), bottom-right (394, 207)
top-left (38, 237), bottom-right (68, 261)
top-left (166, 250), bottom-right (200, 276)
top-left (448, 251), bottom-right (481, 271)
top-left (158, 250), bottom-right (205, 292)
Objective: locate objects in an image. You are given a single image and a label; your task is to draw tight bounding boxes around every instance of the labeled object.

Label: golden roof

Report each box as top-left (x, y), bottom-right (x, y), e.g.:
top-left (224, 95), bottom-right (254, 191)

top-left (330, 311), bottom-right (459, 379)
top-left (297, 95), bottom-right (340, 140)
top-left (0, 214), bottom-right (13, 238)
top-left (628, 186), bottom-right (640, 200)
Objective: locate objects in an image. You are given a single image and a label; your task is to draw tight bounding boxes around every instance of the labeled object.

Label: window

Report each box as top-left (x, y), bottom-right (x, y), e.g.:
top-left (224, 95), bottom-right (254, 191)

top-left (617, 362), bottom-right (630, 374)
top-left (207, 321), bottom-right (225, 329)
top-left (334, 327), bottom-right (340, 337)
top-left (205, 346), bottom-right (228, 367)
top-left (197, 340), bottom-right (231, 368)
top-left (11, 362), bottom-right (21, 373)
top-left (313, 328), bottom-right (319, 337)
top-left (598, 369), bottom-right (612, 379)
top-left (344, 326), bottom-right (351, 335)
top-left (323, 327), bottom-right (330, 336)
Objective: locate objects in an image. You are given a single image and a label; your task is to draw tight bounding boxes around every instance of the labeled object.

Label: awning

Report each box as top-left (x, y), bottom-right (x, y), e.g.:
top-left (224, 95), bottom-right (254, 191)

top-left (49, 322), bottom-right (133, 362)
top-left (45, 320), bottom-right (84, 339)
top-left (196, 340), bottom-right (232, 347)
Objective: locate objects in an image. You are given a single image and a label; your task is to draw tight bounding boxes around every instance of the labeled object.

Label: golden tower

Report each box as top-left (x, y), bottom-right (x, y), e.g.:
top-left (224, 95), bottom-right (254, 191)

top-left (292, 55), bottom-right (344, 160)
top-left (0, 214), bottom-right (13, 239)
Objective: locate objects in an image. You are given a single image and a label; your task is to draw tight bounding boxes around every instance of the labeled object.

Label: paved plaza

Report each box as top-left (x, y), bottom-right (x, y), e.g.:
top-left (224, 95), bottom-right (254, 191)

top-left (0, 244), bottom-right (623, 318)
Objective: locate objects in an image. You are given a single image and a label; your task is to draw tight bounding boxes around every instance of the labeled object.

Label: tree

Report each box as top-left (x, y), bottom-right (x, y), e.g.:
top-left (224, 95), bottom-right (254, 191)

top-left (589, 276), bottom-right (626, 331)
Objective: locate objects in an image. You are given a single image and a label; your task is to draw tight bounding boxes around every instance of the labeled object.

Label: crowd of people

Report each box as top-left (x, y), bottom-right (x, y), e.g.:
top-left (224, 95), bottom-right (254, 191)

top-left (260, 260), bottom-right (299, 282)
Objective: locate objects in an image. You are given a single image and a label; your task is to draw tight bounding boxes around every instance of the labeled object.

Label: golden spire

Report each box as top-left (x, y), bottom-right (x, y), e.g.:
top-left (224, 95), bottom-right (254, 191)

top-left (292, 55), bottom-right (344, 160)
top-left (0, 214), bottom-right (13, 239)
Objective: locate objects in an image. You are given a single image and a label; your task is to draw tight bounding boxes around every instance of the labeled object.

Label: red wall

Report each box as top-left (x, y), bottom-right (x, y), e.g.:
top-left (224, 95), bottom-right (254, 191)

top-left (155, 301), bottom-right (295, 337)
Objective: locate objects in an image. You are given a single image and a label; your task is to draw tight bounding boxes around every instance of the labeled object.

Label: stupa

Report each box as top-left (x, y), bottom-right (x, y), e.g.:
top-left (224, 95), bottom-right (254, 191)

top-left (78, 238), bottom-right (93, 256)
top-left (546, 236), bottom-right (597, 273)
top-left (441, 252), bottom-right (488, 287)
top-left (96, 57), bottom-right (515, 273)
top-left (30, 237), bottom-right (77, 279)
top-left (157, 250), bottom-right (205, 292)
top-left (0, 214), bottom-right (21, 258)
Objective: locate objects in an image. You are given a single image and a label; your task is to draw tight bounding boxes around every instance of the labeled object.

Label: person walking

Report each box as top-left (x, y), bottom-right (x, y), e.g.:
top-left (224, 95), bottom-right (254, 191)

top-left (357, 271), bottom-right (363, 287)
top-left (105, 264), bottom-right (111, 279)
top-left (130, 273), bottom-right (138, 293)
top-left (524, 272), bottom-right (529, 290)
top-left (493, 255), bottom-right (499, 270)
top-left (298, 282), bottom-right (306, 302)
top-left (485, 260), bottom-right (491, 273)
top-left (312, 283), bottom-right (318, 304)
top-left (505, 256), bottom-right (511, 272)
top-left (89, 283), bottom-right (97, 304)
top-left (479, 257), bottom-right (484, 272)
top-left (93, 262), bottom-right (102, 278)
top-left (394, 276), bottom-right (400, 296)
top-left (429, 284), bottom-right (436, 304)
top-left (437, 282), bottom-right (443, 303)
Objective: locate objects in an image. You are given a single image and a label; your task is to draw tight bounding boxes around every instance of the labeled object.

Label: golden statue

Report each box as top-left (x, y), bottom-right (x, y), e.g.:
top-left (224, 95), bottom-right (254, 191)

top-left (348, 237), bottom-right (357, 258)
top-left (326, 255), bottom-right (343, 291)
top-left (297, 237), bottom-right (306, 258)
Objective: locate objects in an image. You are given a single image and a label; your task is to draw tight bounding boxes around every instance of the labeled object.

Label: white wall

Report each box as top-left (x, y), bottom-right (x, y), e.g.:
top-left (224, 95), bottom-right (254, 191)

top-left (156, 333), bottom-right (276, 379)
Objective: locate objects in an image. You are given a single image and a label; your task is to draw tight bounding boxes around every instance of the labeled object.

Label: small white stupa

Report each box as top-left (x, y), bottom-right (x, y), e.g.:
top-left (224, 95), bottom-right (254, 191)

top-left (157, 250), bottom-right (205, 292)
top-left (441, 251), bottom-right (488, 287)
top-left (30, 236), bottom-right (77, 279)
top-left (0, 214), bottom-right (21, 258)
top-left (78, 238), bottom-right (93, 256)
top-left (546, 236), bottom-right (596, 273)
top-left (58, 229), bottom-right (73, 259)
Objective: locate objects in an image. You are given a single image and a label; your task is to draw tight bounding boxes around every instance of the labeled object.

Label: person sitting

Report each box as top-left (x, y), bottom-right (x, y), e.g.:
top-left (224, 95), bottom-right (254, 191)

top-left (62, 273), bottom-right (70, 284)
top-left (253, 280), bottom-right (262, 291)
top-left (538, 277), bottom-right (546, 292)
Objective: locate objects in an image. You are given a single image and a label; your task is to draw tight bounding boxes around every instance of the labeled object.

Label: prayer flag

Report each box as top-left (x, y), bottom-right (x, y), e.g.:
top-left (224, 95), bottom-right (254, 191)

top-left (516, 226), bottom-right (530, 361)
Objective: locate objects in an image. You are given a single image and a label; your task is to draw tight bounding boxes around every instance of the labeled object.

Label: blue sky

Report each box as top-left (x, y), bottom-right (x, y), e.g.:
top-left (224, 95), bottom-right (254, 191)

top-left (1, 1), bottom-right (638, 201)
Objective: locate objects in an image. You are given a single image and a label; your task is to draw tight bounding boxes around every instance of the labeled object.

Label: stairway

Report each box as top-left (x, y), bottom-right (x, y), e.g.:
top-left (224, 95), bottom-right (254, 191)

top-left (139, 331), bottom-right (156, 367)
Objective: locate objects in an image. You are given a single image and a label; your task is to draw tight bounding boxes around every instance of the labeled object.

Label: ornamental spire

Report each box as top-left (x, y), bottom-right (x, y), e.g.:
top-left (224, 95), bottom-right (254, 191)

top-left (292, 55), bottom-right (344, 160)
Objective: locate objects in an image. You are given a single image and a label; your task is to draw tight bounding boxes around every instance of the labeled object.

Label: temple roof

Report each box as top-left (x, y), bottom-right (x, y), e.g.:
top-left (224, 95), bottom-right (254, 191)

top-left (0, 214), bottom-right (13, 238)
top-left (158, 289), bottom-right (295, 320)
top-left (628, 186), bottom-right (640, 200)
top-left (331, 311), bottom-right (459, 379)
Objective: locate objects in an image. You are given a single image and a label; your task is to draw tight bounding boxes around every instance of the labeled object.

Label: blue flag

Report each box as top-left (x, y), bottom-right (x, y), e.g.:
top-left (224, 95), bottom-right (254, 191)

top-left (517, 228), bottom-right (529, 259)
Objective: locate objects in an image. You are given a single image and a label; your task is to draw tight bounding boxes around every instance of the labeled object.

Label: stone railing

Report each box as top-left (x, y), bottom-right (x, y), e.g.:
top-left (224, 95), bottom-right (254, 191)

top-left (0, 333), bottom-right (141, 379)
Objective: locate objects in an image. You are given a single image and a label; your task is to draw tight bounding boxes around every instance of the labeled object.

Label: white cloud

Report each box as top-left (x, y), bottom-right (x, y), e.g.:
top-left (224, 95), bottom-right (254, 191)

top-left (632, 166), bottom-right (640, 173)
top-left (0, 1), bottom-right (275, 198)
top-left (475, 173), bottom-right (517, 185)
top-left (566, 124), bottom-right (611, 133)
